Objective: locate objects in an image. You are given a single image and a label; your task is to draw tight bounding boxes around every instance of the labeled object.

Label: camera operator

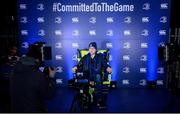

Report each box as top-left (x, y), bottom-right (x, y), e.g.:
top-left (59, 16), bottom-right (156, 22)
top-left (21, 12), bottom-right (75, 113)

top-left (10, 44), bottom-right (56, 112)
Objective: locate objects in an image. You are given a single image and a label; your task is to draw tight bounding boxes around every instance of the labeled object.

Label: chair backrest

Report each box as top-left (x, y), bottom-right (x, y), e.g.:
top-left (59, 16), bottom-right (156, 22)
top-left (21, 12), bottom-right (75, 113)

top-left (76, 49), bottom-right (111, 82)
top-left (77, 49), bottom-right (110, 62)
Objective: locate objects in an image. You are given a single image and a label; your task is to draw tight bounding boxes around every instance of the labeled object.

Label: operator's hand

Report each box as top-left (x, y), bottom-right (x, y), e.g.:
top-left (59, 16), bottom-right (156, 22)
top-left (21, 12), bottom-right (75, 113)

top-left (106, 67), bottom-right (112, 73)
top-left (72, 66), bottom-right (78, 73)
top-left (49, 67), bottom-right (56, 78)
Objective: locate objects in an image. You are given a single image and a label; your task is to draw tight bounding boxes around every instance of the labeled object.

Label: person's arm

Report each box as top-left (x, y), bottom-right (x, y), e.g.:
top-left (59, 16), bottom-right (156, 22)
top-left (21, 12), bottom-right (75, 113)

top-left (72, 56), bottom-right (85, 73)
top-left (77, 56), bottom-right (85, 71)
top-left (100, 54), bottom-right (110, 69)
top-left (100, 54), bottom-right (112, 73)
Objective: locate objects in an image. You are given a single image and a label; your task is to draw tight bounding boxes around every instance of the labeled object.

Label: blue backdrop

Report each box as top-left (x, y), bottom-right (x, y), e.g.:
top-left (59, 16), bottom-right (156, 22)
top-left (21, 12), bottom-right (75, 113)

top-left (17, 0), bottom-right (171, 88)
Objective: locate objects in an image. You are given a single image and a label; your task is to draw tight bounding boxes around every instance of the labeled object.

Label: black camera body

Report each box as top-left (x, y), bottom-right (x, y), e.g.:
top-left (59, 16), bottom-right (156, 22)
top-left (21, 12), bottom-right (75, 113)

top-left (29, 42), bottom-right (53, 76)
top-left (29, 42), bottom-right (52, 63)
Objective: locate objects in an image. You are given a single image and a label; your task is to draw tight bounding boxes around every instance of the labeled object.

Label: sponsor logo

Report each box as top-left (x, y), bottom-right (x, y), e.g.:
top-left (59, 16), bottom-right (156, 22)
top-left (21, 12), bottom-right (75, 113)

top-left (123, 67), bottom-right (130, 73)
top-left (55, 30), bottom-right (62, 36)
top-left (39, 67), bottom-right (45, 72)
top-left (123, 55), bottom-right (130, 61)
top-left (157, 67), bottom-right (164, 74)
top-left (141, 43), bottom-right (148, 48)
top-left (55, 42), bottom-right (62, 48)
top-left (89, 17), bottom-right (96, 24)
top-left (37, 3), bottom-right (44, 11)
top-left (21, 42), bottom-right (29, 48)
top-left (107, 17), bottom-right (114, 23)
top-left (89, 30), bottom-right (96, 36)
top-left (21, 30), bottom-right (28, 35)
top-left (142, 3), bottom-right (150, 10)
top-left (160, 16), bottom-right (167, 23)
top-left (20, 17), bottom-right (28, 23)
top-left (124, 16), bottom-right (132, 24)
top-left (72, 30), bottom-right (79, 36)
top-left (160, 3), bottom-right (168, 9)
top-left (19, 4), bottom-right (27, 10)
top-left (72, 54), bottom-right (78, 61)
top-left (124, 30), bottom-right (131, 36)
top-left (72, 43), bottom-right (79, 48)
top-left (122, 80), bottom-right (129, 85)
top-left (139, 79), bottom-right (147, 86)
top-left (37, 17), bottom-right (45, 23)
top-left (157, 80), bottom-right (164, 85)
top-left (142, 17), bottom-right (149, 23)
top-left (56, 67), bottom-right (63, 73)
top-left (56, 79), bottom-right (63, 84)
top-left (38, 29), bottom-right (45, 36)
top-left (159, 30), bottom-right (167, 35)
top-left (123, 42), bottom-right (131, 49)
top-left (55, 17), bottom-right (62, 24)
top-left (55, 55), bottom-right (63, 60)
top-left (106, 30), bottom-right (113, 36)
top-left (106, 43), bottom-right (113, 48)
top-left (140, 68), bottom-right (147, 73)
top-left (141, 29), bottom-right (149, 36)
top-left (109, 55), bottom-right (113, 61)
top-left (72, 17), bottom-right (79, 23)
top-left (140, 55), bottom-right (147, 61)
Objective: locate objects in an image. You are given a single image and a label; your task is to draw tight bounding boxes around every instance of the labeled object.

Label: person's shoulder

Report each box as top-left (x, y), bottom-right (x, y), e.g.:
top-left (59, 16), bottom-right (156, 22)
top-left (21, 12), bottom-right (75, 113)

top-left (97, 53), bottom-right (104, 57)
top-left (97, 53), bottom-right (106, 60)
top-left (83, 53), bottom-right (90, 58)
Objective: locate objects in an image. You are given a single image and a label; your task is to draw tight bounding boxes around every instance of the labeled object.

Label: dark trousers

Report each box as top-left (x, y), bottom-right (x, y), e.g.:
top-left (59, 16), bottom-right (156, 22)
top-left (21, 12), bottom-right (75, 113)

top-left (94, 74), bottom-right (106, 105)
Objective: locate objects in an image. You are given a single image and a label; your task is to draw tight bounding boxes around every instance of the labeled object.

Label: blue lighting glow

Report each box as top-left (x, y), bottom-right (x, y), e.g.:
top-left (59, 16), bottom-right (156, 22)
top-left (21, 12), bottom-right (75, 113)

top-left (17, 0), bottom-right (171, 87)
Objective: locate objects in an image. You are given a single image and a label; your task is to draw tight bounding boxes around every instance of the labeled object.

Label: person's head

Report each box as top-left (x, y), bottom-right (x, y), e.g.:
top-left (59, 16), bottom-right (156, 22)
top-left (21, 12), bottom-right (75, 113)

top-left (26, 44), bottom-right (42, 64)
top-left (88, 42), bottom-right (97, 55)
top-left (9, 46), bottom-right (18, 56)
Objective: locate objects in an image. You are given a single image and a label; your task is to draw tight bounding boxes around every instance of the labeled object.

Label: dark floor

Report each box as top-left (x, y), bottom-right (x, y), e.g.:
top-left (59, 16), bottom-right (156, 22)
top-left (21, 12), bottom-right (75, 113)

top-left (1, 85), bottom-right (180, 113)
top-left (47, 87), bottom-right (180, 113)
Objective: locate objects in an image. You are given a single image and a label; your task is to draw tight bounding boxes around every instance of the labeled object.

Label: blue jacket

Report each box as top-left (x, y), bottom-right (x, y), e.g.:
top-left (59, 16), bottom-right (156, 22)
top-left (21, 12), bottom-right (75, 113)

top-left (77, 53), bottom-right (110, 81)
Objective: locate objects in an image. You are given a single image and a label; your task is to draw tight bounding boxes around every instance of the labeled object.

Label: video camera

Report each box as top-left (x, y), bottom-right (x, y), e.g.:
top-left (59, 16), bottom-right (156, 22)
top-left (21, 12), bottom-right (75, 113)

top-left (29, 42), bottom-right (53, 76)
top-left (29, 42), bottom-right (52, 62)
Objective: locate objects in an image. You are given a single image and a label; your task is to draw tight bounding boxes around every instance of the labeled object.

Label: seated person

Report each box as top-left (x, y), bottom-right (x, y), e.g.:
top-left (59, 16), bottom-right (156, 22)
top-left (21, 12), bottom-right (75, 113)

top-left (72, 42), bottom-right (112, 108)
